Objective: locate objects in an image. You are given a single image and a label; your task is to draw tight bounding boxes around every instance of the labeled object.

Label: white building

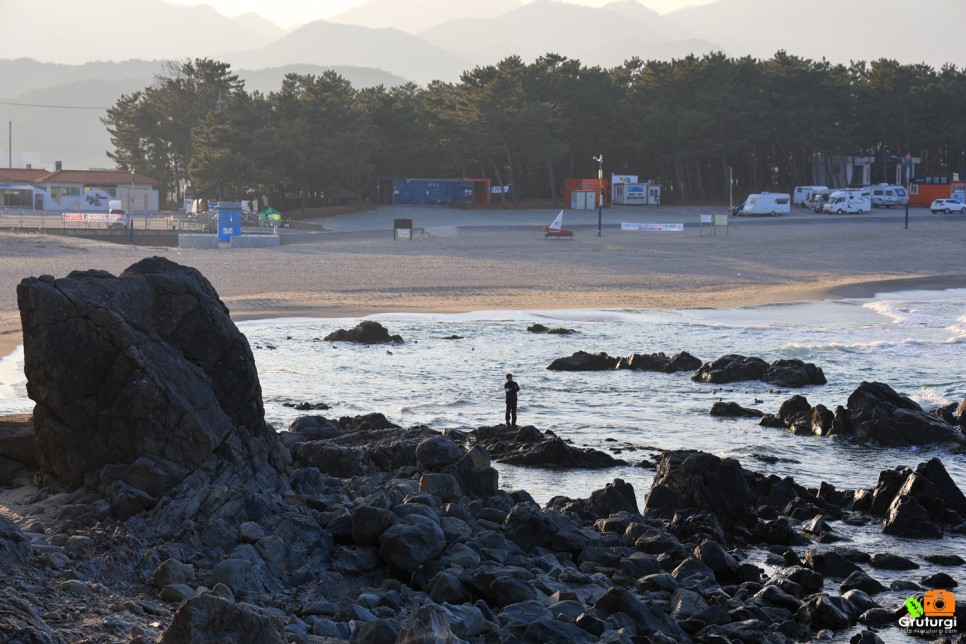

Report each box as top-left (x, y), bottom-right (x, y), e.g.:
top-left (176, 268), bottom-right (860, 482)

top-left (0, 167), bottom-right (159, 212)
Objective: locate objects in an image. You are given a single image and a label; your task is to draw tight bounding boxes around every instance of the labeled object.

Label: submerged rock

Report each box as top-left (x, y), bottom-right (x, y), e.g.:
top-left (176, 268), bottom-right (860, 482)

top-left (527, 323), bottom-right (575, 335)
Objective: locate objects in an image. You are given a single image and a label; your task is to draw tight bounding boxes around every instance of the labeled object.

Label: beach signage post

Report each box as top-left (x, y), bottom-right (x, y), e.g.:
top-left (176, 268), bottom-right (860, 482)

top-left (700, 214), bottom-right (712, 236)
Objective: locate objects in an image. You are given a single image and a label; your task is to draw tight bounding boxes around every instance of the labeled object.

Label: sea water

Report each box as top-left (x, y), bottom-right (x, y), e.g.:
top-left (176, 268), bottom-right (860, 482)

top-left (2, 290), bottom-right (965, 631)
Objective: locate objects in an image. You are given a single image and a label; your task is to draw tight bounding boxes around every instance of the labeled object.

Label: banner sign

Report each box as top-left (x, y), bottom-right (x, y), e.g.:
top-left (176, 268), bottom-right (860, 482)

top-left (621, 222), bottom-right (683, 232)
top-left (63, 212), bottom-right (111, 221)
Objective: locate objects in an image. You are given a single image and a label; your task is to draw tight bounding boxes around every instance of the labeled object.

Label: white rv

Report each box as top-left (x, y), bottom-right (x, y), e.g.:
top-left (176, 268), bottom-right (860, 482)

top-left (870, 184), bottom-right (908, 208)
top-left (793, 185), bottom-right (827, 207)
top-left (740, 193), bottom-right (791, 216)
top-left (823, 191), bottom-right (871, 214)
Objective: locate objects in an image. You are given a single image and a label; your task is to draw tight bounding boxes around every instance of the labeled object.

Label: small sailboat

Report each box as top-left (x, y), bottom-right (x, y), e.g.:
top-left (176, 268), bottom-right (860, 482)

top-left (544, 210), bottom-right (574, 238)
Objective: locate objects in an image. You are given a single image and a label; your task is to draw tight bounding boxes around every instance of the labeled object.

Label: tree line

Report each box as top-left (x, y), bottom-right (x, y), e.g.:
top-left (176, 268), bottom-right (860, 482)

top-left (103, 53), bottom-right (966, 209)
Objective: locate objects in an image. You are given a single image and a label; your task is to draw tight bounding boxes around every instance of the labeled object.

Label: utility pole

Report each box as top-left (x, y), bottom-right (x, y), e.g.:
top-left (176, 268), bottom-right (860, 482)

top-left (594, 154), bottom-right (603, 236)
top-left (8, 121), bottom-right (11, 168)
top-left (728, 166), bottom-right (733, 214)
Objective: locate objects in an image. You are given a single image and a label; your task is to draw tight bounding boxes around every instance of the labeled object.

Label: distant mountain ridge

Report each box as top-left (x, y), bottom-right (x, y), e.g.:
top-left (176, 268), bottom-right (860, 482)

top-left (4, 0), bottom-right (964, 171)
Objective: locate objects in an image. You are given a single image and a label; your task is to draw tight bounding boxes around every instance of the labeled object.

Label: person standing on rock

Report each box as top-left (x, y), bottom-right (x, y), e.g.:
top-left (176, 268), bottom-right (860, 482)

top-left (504, 373), bottom-right (520, 427)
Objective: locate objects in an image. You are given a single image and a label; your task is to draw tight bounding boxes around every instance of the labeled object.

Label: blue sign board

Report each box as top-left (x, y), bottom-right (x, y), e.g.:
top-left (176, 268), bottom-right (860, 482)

top-left (216, 209), bottom-right (241, 242)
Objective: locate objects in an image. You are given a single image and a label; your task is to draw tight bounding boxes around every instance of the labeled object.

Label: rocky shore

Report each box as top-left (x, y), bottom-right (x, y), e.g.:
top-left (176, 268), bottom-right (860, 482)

top-left (1, 258), bottom-right (964, 643)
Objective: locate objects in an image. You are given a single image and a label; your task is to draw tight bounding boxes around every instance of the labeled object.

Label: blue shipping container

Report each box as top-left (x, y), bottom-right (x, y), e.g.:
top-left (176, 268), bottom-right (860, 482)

top-left (392, 179), bottom-right (474, 205)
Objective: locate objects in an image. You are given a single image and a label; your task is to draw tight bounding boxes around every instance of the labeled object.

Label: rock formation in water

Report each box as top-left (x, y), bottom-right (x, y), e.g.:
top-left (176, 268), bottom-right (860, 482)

top-left (323, 320), bottom-right (403, 343)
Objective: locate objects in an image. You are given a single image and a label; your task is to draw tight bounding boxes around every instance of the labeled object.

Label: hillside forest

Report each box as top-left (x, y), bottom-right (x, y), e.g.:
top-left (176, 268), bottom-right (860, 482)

top-left (102, 54), bottom-right (966, 209)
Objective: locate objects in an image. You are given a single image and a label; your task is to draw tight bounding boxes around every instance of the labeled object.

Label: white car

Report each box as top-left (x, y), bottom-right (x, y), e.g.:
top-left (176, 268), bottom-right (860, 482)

top-left (930, 198), bottom-right (966, 214)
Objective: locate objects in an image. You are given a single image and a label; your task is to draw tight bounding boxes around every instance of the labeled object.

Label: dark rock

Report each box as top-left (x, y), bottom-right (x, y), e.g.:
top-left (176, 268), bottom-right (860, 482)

top-left (810, 404), bottom-right (835, 436)
top-left (805, 549), bottom-right (862, 579)
top-left (324, 320), bottom-right (402, 343)
top-left (285, 401), bottom-right (329, 410)
top-left (796, 594), bottom-right (853, 631)
top-left (546, 351), bottom-right (618, 371)
top-left (593, 586), bottom-right (688, 640)
top-left (419, 473), bottom-right (462, 502)
top-left (693, 539), bottom-right (740, 582)
top-left (923, 553), bottom-right (965, 566)
top-left (858, 608), bottom-right (897, 627)
top-left (17, 257), bottom-right (286, 493)
top-left (0, 415), bottom-right (37, 471)
top-left (710, 401), bottom-right (764, 418)
top-left (841, 589), bottom-right (879, 616)
top-left (378, 514), bottom-right (446, 573)
top-left (763, 359), bottom-right (827, 387)
top-left (527, 324), bottom-right (575, 335)
top-left (849, 630), bottom-right (885, 644)
top-left (692, 354), bottom-right (768, 384)
top-left (445, 445), bottom-right (499, 499)
top-left (589, 479), bottom-right (640, 517)
top-left (349, 619), bottom-right (398, 644)
top-left (287, 416), bottom-right (341, 440)
top-left (882, 496), bottom-right (943, 539)
top-left (158, 592), bottom-right (285, 643)
top-left (351, 505), bottom-right (396, 547)
top-left (778, 394), bottom-right (812, 425)
top-left (496, 436), bottom-right (625, 469)
top-left (869, 553), bottom-right (919, 570)
top-left (644, 450), bottom-right (756, 532)
top-left (840, 382), bottom-right (966, 447)
top-left (840, 571), bottom-right (887, 595)
top-left (396, 604), bottom-right (462, 643)
top-left (758, 414), bottom-right (787, 428)
top-left (920, 572), bottom-right (958, 588)
top-left (616, 351), bottom-right (702, 373)
top-left (415, 435), bottom-right (465, 469)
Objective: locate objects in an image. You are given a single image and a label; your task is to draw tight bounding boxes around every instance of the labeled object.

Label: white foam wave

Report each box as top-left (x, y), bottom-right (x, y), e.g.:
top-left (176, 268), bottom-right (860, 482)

top-left (910, 386), bottom-right (952, 412)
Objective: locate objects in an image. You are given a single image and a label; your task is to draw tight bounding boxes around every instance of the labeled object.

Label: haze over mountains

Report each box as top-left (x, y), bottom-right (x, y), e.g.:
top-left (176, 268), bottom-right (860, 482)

top-left (1, 0), bottom-right (963, 170)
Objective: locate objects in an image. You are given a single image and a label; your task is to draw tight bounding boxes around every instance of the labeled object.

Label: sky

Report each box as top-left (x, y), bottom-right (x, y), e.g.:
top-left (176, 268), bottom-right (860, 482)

top-left (168, 0), bottom-right (710, 28)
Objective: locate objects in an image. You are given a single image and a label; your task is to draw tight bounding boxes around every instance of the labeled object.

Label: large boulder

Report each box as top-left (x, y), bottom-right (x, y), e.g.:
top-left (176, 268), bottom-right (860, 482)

top-left (546, 351), bottom-right (618, 371)
top-left (323, 320), bottom-right (402, 343)
top-left (159, 592), bottom-right (286, 643)
top-left (16, 257), bottom-right (285, 494)
top-left (692, 354), bottom-right (768, 384)
top-left (644, 451), bottom-right (757, 532)
top-left (837, 382), bottom-right (966, 447)
top-left (763, 359), bottom-right (827, 387)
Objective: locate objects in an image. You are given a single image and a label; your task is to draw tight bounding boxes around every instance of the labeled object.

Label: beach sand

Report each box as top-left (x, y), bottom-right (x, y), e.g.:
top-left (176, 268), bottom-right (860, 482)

top-left (2, 214), bottom-right (965, 357)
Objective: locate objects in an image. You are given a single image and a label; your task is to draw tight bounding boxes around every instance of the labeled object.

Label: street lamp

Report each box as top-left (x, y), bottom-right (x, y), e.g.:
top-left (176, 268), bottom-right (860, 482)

top-left (129, 169), bottom-right (135, 243)
top-left (593, 154), bottom-right (603, 236)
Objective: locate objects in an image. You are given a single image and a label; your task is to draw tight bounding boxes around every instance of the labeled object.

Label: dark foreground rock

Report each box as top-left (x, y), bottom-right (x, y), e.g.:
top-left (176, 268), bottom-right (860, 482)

top-left (16, 257), bottom-right (287, 502)
top-left (323, 320), bottom-right (403, 343)
top-left (692, 354), bottom-right (826, 387)
top-left (710, 401), bottom-right (764, 418)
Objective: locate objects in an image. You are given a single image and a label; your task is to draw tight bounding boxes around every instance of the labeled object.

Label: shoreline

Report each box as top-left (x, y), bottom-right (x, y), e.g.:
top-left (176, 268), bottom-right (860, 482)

top-left (3, 273), bottom-right (964, 359)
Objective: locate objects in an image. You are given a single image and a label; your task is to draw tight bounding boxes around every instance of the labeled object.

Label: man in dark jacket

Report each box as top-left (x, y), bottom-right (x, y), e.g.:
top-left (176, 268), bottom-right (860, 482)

top-left (504, 373), bottom-right (520, 427)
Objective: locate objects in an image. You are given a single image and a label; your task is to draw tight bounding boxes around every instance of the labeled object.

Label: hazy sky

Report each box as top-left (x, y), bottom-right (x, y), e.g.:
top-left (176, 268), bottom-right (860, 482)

top-left (169, 0), bottom-right (710, 28)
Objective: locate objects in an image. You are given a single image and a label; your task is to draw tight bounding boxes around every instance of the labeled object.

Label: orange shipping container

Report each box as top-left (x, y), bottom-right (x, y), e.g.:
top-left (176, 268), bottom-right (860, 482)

top-left (563, 178), bottom-right (610, 207)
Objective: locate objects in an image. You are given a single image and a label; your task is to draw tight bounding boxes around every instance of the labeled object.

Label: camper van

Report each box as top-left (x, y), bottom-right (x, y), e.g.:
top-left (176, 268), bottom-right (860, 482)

top-left (870, 184), bottom-right (908, 208)
top-left (740, 193), bottom-right (791, 216)
top-left (823, 191), bottom-right (871, 214)
top-left (793, 185), bottom-right (827, 207)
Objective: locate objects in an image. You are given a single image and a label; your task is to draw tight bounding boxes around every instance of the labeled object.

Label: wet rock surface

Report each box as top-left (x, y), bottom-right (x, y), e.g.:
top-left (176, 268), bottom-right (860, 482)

top-left (692, 354), bottom-right (827, 387)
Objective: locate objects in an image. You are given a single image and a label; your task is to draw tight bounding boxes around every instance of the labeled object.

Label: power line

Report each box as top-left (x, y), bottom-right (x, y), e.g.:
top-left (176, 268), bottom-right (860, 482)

top-left (0, 100), bottom-right (110, 110)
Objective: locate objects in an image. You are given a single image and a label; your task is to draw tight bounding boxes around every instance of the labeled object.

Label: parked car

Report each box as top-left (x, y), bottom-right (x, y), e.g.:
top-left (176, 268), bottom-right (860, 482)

top-left (930, 198), bottom-right (966, 214)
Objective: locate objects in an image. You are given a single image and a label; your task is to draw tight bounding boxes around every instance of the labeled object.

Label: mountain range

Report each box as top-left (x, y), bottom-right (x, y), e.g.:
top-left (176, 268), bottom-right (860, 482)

top-left (1, 0), bottom-right (962, 171)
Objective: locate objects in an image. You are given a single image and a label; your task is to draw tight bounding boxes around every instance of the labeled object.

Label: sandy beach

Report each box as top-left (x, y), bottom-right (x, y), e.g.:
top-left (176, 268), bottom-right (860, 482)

top-left (2, 210), bottom-right (965, 357)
